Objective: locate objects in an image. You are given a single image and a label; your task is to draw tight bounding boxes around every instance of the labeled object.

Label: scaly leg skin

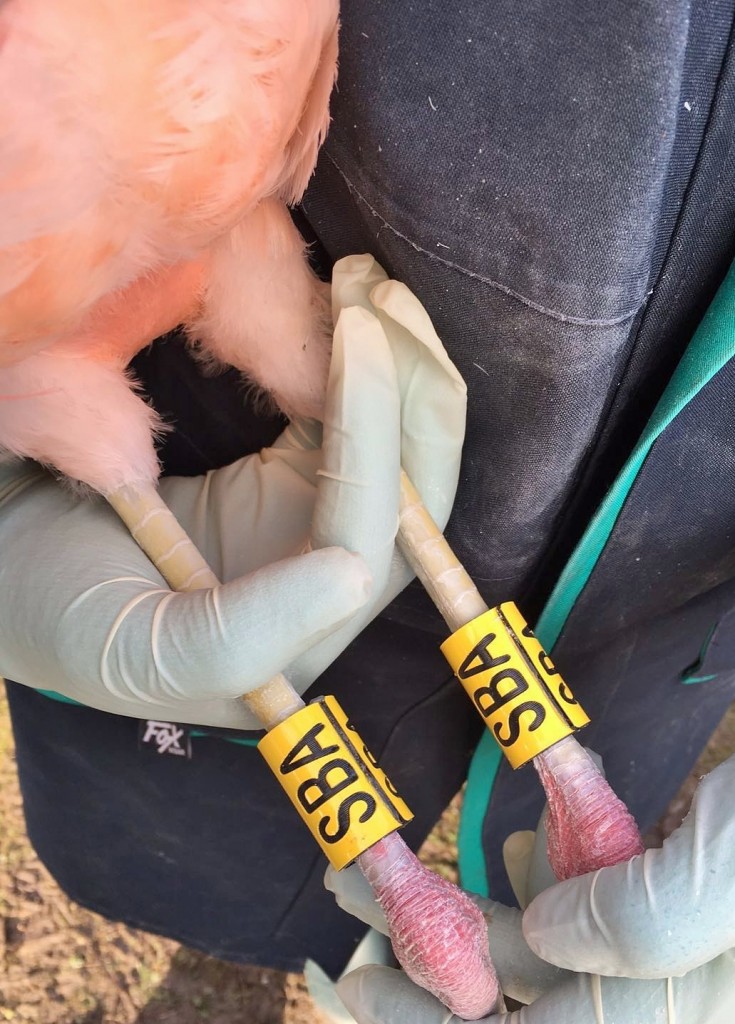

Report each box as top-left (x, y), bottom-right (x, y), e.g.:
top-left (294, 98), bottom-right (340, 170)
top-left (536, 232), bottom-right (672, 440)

top-left (187, 198), bottom-right (332, 422)
top-left (107, 482), bottom-right (305, 731)
top-left (535, 738), bottom-right (645, 881)
top-left (358, 832), bottom-right (500, 1020)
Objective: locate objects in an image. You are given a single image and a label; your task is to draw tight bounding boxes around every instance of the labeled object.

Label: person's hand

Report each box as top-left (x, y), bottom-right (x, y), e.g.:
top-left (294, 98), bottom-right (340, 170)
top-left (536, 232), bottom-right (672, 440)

top-left (329, 756), bottom-right (735, 1023)
top-left (0, 254), bottom-right (466, 729)
top-left (517, 752), bottom-right (735, 1023)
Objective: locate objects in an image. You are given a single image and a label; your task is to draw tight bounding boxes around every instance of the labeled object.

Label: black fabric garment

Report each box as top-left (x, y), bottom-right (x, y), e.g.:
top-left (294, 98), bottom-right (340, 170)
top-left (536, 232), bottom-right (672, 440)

top-left (7, 625), bottom-right (478, 974)
top-left (482, 352), bottom-right (735, 899)
top-left (303, 0), bottom-right (729, 620)
top-left (129, 332), bottom-right (288, 477)
top-left (8, 0), bottom-right (735, 970)
top-left (477, 5), bottom-right (735, 901)
top-left (533, 0), bottom-right (735, 606)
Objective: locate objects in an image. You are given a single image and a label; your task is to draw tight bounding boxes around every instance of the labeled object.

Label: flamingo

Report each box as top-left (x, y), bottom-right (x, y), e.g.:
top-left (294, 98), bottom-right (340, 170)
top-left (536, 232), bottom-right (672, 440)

top-left (0, 0), bottom-right (337, 495)
top-left (0, 4), bottom-right (642, 1017)
top-left (0, 3), bottom-right (501, 1017)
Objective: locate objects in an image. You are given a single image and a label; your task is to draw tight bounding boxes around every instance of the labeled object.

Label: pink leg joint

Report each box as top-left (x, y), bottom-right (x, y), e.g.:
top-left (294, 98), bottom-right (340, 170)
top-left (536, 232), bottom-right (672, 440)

top-left (535, 740), bottom-right (645, 881)
top-left (358, 832), bottom-right (499, 1020)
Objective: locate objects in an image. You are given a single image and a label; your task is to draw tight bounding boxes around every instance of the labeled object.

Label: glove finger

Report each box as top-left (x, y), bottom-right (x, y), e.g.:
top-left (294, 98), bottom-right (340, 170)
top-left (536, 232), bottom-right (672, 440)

top-left (368, 278), bottom-right (466, 529)
top-left (336, 962), bottom-right (734, 1024)
top-left (503, 817), bottom-right (558, 913)
top-left (270, 416), bottom-right (324, 454)
top-left (506, 962), bottom-right (735, 1024)
top-left (325, 864), bottom-right (391, 937)
top-left (311, 305), bottom-right (400, 594)
top-left (273, 305), bottom-right (407, 691)
top-left (55, 546), bottom-right (372, 708)
top-left (480, 897), bottom-right (568, 1004)
top-left (331, 253), bottom-right (390, 320)
top-left (159, 449), bottom-right (321, 583)
top-left (523, 756), bottom-right (735, 979)
top-left (523, 811), bottom-right (559, 905)
top-left (502, 830), bottom-right (536, 909)
top-left (336, 965), bottom-right (469, 1024)
top-left (336, 965), bottom-right (550, 1024)
top-left (332, 254), bottom-right (467, 529)
top-left (0, 459), bottom-right (358, 723)
top-left (280, 258), bottom-right (468, 689)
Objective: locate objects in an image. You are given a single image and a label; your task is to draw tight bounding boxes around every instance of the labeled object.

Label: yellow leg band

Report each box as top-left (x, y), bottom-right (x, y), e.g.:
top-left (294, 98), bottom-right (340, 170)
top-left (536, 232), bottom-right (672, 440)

top-left (258, 695), bottom-right (413, 869)
top-left (441, 602), bottom-right (589, 768)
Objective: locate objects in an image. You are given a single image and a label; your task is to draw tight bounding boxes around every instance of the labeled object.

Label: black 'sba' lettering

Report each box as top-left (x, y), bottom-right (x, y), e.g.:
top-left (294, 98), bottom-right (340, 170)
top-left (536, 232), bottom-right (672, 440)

top-left (345, 719), bottom-right (382, 772)
top-left (557, 680), bottom-right (579, 705)
top-left (522, 622), bottom-right (561, 678)
top-left (319, 792), bottom-right (377, 844)
top-left (473, 667), bottom-right (529, 718)
top-left (296, 759), bottom-right (358, 813)
top-left (494, 701), bottom-right (546, 747)
top-left (280, 723), bottom-right (339, 775)
top-left (538, 650), bottom-right (560, 677)
top-left (381, 773), bottom-right (400, 798)
top-left (457, 633), bottom-right (510, 679)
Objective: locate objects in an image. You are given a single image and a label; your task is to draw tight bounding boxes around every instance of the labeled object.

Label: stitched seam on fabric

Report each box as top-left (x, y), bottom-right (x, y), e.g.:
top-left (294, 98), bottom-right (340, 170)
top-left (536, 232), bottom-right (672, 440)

top-left (536, 288), bottom-right (735, 651)
top-left (524, 13), bottom-right (735, 633)
top-left (322, 152), bottom-right (645, 328)
top-left (541, 31), bottom-right (735, 641)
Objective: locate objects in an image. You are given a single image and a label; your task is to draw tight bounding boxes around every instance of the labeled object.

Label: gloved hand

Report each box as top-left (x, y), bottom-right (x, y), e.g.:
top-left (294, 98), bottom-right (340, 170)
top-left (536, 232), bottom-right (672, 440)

top-left (518, 752), bottom-right (735, 1023)
top-left (0, 254), bottom-right (466, 729)
top-left (330, 756), bottom-right (735, 1024)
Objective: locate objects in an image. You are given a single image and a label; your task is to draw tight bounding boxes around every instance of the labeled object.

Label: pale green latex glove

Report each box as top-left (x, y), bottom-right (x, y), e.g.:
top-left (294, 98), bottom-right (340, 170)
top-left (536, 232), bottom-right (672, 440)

top-left (0, 254), bottom-right (466, 729)
top-left (331, 758), bottom-right (735, 1024)
top-left (518, 753), bottom-right (735, 1023)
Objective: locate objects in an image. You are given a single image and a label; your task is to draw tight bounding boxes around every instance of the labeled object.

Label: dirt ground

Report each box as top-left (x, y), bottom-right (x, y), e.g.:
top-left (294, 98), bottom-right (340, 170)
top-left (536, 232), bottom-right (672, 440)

top-left (2, 680), bottom-right (734, 1024)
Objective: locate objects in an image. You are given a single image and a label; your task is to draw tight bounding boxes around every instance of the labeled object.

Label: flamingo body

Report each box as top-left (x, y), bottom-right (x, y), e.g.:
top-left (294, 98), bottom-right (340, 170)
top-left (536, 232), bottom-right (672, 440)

top-left (0, 0), bottom-right (338, 490)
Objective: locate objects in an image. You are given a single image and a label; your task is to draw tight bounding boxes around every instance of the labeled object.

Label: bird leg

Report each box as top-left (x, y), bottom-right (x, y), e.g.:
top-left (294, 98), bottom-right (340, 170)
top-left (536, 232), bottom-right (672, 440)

top-left (0, 349), bottom-right (162, 494)
top-left (397, 472), bottom-right (644, 880)
top-left (186, 198), bottom-right (332, 422)
top-left (0, 254), bottom-right (209, 497)
top-left (106, 475), bottom-right (500, 1019)
top-left (106, 482), bottom-right (304, 729)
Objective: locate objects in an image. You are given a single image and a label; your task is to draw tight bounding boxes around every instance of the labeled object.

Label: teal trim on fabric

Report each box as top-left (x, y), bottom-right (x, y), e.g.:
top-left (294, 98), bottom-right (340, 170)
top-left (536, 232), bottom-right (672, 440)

top-left (37, 689), bottom-right (82, 706)
top-left (458, 255), bottom-right (735, 897)
top-left (457, 732), bottom-right (503, 895)
top-left (536, 255), bottom-right (735, 650)
top-left (36, 692), bottom-right (260, 746)
top-left (681, 622), bottom-right (719, 684)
